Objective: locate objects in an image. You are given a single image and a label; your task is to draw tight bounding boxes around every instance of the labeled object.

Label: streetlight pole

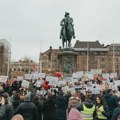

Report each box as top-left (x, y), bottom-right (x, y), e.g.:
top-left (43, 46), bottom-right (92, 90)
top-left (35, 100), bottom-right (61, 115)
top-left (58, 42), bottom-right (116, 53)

top-left (113, 42), bottom-right (115, 73)
top-left (87, 42), bottom-right (89, 72)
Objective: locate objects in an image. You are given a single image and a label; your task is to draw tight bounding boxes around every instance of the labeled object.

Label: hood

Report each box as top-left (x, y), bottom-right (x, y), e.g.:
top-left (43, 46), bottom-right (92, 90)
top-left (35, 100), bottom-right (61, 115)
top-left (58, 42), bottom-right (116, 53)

top-left (83, 100), bottom-right (94, 108)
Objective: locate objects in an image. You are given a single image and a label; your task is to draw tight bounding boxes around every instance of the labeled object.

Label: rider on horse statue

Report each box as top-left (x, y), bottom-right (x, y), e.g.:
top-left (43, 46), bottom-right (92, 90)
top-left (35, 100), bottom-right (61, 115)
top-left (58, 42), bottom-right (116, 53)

top-left (60, 12), bottom-right (75, 39)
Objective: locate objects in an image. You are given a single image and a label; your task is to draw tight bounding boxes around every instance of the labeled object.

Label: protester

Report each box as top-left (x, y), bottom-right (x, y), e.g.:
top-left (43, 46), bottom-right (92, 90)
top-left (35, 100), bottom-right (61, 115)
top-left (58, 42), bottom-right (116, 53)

top-left (42, 93), bottom-right (56, 120)
top-left (93, 95), bottom-right (110, 120)
top-left (77, 94), bottom-right (95, 120)
top-left (14, 94), bottom-right (37, 120)
top-left (55, 91), bottom-right (67, 120)
top-left (104, 89), bottom-right (118, 118)
top-left (0, 94), bottom-right (14, 120)
top-left (67, 95), bottom-right (83, 120)
top-left (111, 97), bottom-right (120, 120)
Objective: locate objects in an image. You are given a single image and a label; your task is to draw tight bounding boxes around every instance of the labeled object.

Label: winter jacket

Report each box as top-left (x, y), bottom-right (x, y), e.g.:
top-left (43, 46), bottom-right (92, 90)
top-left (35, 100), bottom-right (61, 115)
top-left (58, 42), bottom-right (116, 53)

top-left (55, 95), bottom-right (67, 120)
top-left (0, 104), bottom-right (14, 120)
top-left (42, 100), bottom-right (56, 120)
top-left (111, 104), bottom-right (120, 120)
top-left (14, 101), bottom-right (37, 120)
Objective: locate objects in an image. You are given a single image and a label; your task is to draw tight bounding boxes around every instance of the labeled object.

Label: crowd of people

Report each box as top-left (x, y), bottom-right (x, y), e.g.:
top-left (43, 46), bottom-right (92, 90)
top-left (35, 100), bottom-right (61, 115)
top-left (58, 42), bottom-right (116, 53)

top-left (0, 77), bottom-right (119, 120)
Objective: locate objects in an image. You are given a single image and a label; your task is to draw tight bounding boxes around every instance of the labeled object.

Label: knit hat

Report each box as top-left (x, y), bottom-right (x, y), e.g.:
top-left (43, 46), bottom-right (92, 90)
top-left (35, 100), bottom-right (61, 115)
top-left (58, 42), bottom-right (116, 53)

top-left (68, 108), bottom-right (84, 120)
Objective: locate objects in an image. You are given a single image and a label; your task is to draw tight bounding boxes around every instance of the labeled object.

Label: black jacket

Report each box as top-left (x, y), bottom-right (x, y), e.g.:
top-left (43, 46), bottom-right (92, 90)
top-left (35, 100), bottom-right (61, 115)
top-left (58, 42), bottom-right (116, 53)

top-left (111, 104), bottom-right (120, 120)
top-left (55, 95), bottom-right (67, 120)
top-left (14, 101), bottom-right (37, 120)
top-left (42, 100), bottom-right (56, 120)
top-left (0, 104), bottom-right (14, 120)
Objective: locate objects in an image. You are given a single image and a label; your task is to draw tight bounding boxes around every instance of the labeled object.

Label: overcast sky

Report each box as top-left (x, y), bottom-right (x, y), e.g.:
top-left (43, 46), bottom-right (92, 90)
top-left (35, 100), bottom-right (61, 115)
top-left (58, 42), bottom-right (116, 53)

top-left (0, 0), bottom-right (120, 62)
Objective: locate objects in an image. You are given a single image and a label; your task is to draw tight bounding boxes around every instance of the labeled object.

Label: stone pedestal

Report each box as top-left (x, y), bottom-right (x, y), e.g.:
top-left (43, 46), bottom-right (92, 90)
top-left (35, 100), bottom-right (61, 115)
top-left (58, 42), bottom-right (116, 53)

top-left (58, 48), bottom-right (78, 76)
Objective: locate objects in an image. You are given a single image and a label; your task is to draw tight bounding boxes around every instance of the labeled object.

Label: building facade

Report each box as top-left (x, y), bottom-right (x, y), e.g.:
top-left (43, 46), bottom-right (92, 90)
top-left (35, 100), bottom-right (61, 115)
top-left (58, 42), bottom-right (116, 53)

top-left (39, 40), bottom-right (120, 76)
top-left (9, 58), bottom-right (39, 79)
top-left (39, 46), bottom-right (60, 73)
top-left (0, 39), bottom-right (11, 76)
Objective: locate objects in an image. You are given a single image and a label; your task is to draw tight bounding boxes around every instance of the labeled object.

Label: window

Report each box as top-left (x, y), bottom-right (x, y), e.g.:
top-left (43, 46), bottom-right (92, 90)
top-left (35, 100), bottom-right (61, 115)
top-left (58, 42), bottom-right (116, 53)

top-left (116, 58), bottom-right (119, 62)
top-left (42, 62), bottom-right (48, 68)
top-left (101, 58), bottom-right (105, 62)
top-left (42, 55), bottom-right (48, 60)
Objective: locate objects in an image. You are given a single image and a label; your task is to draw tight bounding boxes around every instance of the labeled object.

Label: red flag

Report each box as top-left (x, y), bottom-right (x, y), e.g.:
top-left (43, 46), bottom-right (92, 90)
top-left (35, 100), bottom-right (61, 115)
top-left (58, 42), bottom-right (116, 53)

top-left (33, 64), bottom-right (36, 71)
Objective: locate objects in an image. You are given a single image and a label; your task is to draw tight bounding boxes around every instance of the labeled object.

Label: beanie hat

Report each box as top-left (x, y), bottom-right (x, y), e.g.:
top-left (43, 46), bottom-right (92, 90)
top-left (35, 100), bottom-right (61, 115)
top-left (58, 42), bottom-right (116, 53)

top-left (68, 108), bottom-right (84, 120)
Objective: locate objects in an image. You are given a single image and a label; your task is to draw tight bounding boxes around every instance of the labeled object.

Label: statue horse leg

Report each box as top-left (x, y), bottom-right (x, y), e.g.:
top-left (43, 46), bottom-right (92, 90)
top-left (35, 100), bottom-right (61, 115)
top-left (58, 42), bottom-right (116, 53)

top-left (62, 39), bottom-right (64, 48)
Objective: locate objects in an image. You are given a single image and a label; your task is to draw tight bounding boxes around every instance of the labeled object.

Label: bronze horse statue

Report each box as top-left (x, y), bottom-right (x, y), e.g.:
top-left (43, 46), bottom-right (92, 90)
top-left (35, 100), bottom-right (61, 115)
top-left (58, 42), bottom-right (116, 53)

top-left (61, 22), bottom-right (75, 48)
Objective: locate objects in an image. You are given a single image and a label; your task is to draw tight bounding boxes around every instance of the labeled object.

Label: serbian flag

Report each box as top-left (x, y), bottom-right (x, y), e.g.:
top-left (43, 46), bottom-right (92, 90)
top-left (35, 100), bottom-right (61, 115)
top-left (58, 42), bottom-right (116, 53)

top-left (33, 64), bottom-right (36, 71)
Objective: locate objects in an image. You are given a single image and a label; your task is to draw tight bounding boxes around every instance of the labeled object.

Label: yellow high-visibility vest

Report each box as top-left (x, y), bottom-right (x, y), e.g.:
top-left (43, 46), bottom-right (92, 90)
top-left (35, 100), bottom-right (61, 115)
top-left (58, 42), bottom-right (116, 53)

top-left (81, 103), bottom-right (95, 120)
top-left (96, 105), bottom-right (107, 120)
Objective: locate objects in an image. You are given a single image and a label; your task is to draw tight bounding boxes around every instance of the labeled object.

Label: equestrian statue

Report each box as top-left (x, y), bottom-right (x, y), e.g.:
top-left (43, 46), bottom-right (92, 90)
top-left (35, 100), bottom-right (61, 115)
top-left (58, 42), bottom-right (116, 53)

top-left (60, 12), bottom-right (75, 48)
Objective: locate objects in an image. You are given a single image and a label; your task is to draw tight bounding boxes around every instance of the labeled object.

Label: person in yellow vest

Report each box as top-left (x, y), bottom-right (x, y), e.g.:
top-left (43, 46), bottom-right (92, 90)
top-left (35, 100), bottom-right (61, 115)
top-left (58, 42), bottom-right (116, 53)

top-left (93, 95), bottom-right (110, 120)
top-left (77, 94), bottom-right (95, 120)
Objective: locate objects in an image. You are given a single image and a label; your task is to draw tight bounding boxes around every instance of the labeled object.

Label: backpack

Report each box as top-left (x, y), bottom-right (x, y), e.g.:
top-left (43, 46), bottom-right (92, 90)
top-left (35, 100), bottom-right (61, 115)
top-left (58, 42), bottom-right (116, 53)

top-left (0, 105), bottom-right (6, 118)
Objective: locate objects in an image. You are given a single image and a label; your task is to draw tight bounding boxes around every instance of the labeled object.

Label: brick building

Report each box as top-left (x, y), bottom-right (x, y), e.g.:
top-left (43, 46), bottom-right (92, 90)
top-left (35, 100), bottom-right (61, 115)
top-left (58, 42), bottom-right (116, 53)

top-left (9, 58), bottom-right (39, 79)
top-left (39, 40), bottom-right (120, 75)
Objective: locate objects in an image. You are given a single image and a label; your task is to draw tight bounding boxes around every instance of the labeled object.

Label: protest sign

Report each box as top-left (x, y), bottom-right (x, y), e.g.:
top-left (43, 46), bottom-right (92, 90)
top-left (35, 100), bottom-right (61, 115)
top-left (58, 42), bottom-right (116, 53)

top-left (17, 76), bottom-right (24, 81)
top-left (114, 80), bottom-right (120, 86)
top-left (91, 69), bottom-right (102, 74)
top-left (72, 71), bottom-right (83, 79)
top-left (21, 80), bottom-right (30, 88)
top-left (0, 76), bottom-right (7, 83)
top-left (63, 77), bottom-right (72, 82)
top-left (91, 84), bottom-right (100, 94)
top-left (38, 73), bottom-right (46, 79)
top-left (85, 71), bottom-right (94, 80)
top-left (24, 74), bottom-right (32, 80)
